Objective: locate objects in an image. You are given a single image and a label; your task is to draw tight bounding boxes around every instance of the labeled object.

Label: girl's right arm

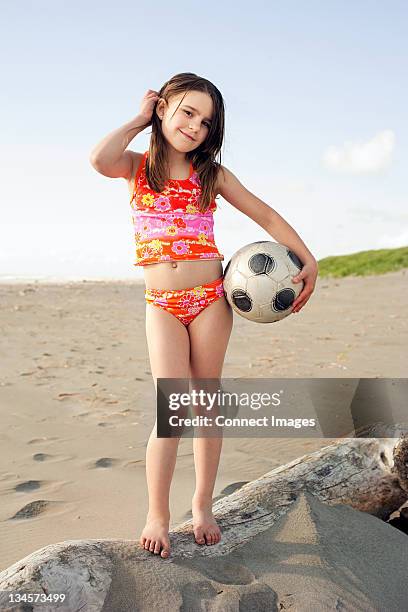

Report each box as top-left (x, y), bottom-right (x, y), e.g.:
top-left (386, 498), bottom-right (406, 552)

top-left (89, 89), bottom-right (159, 180)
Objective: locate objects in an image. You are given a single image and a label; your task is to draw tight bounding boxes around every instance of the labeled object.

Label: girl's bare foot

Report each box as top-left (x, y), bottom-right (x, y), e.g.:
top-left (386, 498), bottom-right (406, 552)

top-left (139, 514), bottom-right (170, 558)
top-left (192, 496), bottom-right (221, 546)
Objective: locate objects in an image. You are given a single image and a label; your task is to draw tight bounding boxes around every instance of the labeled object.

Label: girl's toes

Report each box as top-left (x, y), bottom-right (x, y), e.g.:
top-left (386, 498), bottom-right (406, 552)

top-left (140, 537), bottom-right (146, 548)
top-left (194, 528), bottom-right (205, 545)
top-left (149, 540), bottom-right (156, 552)
top-left (154, 541), bottom-right (161, 554)
top-left (144, 538), bottom-right (151, 550)
top-left (161, 537), bottom-right (170, 558)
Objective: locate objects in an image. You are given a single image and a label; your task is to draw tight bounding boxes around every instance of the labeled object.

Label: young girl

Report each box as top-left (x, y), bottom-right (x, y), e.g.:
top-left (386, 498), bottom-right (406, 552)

top-left (90, 72), bottom-right (318, 559)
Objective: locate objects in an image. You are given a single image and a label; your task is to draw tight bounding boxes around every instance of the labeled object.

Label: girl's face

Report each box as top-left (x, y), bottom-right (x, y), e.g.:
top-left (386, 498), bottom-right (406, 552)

top-left (156, 90), bottom-right (213, 153)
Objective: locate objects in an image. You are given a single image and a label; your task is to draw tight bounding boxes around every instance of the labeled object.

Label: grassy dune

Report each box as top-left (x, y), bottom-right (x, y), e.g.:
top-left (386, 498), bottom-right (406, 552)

top-left (317, 246), bottom-right (408, 278)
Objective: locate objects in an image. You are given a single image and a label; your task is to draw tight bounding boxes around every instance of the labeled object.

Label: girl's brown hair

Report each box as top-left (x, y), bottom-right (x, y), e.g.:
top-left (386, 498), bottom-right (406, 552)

top-left (143, 72), bottom-right (225, 213)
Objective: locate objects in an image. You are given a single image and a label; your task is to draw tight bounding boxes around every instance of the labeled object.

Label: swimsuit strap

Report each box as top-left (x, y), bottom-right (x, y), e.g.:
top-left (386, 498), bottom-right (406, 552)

top-left (130, 151), bottom-right (148, 203)
top-left (130, 151), bottom-right (194, 203)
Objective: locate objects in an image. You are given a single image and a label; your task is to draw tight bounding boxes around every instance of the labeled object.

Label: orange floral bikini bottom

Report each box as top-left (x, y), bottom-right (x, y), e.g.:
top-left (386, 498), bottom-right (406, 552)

top-left (145, 276), bottom-right (225, 327)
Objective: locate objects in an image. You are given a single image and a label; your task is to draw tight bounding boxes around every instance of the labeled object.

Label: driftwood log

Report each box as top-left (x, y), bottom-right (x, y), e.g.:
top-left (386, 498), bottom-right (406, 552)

top-left (1, 429), bottom-right (407, 611)
top-left (393, 433), bottom-right (408, 493)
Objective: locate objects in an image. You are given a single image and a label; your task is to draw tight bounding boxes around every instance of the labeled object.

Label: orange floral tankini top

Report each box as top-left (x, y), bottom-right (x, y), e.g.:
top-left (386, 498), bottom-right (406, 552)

top-left (129, 151), bottom-right (224, 267)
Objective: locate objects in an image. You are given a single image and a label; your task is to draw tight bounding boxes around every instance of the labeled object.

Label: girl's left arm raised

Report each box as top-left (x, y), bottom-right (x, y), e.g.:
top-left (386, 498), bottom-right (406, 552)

top-left (217, 166), bottom-right (318, 313)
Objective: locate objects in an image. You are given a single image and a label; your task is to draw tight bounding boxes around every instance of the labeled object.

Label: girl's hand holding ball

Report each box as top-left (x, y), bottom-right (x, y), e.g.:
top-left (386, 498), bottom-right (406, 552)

top-left (291, 259), bottom-right (318, 313)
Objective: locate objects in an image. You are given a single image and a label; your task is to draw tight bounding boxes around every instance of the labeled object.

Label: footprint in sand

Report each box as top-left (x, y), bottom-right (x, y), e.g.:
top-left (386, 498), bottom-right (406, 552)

top-left (10, 500), bottom-right (52, 519)
top-left (14, 480), bottom-right (42, 493)
top-left (180, 580), bottom-right (276, 610)
top-left (33, 453), bottom-right (52, 461)
top-left (200, 560), bottom-right (255, 585)
top-left (93, 457), bottom-right (119, 468)
top-left (13, 478), bottom-right (69, 496)
top-left (31, 453), bottom-right (75, 464)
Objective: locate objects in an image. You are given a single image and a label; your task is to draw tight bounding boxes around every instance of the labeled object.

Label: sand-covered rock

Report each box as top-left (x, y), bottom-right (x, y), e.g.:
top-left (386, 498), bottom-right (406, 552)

top-left (1, 434), bottom-right (408, 611)
top-left (0, 493), bottom-right (407, 611)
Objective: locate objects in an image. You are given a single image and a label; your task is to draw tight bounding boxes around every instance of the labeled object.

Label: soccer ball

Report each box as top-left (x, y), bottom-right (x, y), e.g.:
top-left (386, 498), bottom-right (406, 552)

top-left (223, 241), bottom-right (304, 323)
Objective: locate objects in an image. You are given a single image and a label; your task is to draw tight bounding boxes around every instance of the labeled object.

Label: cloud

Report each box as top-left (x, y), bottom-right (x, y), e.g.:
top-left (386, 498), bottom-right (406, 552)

top-left (322, 130), bottom-right (395, 174)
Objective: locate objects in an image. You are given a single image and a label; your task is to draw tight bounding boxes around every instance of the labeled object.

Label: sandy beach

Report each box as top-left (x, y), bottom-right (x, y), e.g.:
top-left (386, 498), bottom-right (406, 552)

top-left (0, 270), bottom-right (407, 571)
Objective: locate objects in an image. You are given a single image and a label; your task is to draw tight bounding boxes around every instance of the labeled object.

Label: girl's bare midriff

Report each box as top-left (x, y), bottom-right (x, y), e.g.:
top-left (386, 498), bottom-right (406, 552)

top-left (142, 259), bottom-right (224, 290)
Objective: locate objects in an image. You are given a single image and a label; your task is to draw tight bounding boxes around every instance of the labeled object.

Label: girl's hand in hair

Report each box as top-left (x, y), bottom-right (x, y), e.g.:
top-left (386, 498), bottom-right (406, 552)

top-left (138, 89), bottom-right (160, 123)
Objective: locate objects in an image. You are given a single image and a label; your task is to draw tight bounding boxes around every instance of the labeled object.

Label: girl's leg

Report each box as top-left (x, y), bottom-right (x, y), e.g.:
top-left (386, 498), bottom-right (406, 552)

top-left (188, 296), bottom-right (233, 545)
top-left (140, 303), bottom-right (190, 558)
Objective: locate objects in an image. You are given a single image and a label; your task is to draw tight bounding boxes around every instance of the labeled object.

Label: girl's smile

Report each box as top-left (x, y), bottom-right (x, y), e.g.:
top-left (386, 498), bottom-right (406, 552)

top-left (179, 129), bottom-right (196, 141)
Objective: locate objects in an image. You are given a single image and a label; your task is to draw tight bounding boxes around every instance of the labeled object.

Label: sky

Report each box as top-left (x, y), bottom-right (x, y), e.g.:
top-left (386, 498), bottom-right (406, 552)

top-left (1, 0), bottom-right (407, 281)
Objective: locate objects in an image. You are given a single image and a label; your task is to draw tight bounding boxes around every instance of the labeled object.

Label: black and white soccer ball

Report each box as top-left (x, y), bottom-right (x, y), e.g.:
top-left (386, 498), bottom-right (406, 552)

top-left (223, 241), bottom-right (304, 323)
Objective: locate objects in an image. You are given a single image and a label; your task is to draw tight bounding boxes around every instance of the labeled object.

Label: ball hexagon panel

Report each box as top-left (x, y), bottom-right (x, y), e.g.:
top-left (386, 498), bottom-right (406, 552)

top-left (246, 274), bottom-right (279, 306)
